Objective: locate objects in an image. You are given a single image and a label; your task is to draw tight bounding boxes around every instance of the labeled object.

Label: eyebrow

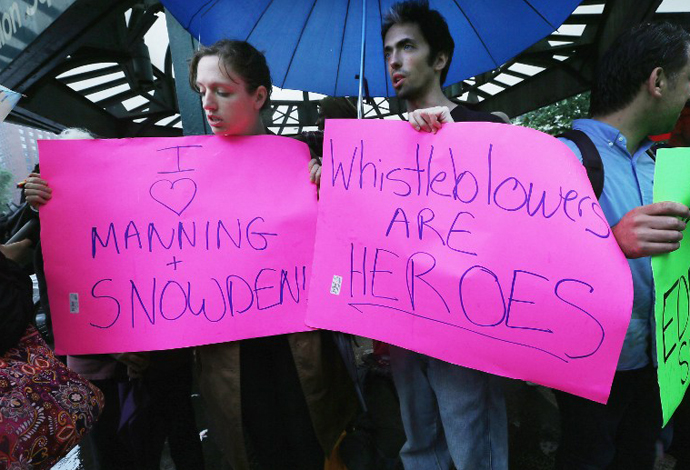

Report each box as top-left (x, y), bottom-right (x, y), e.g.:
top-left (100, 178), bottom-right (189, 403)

top-left (196, 72), bottom-right (242, 90)
top-left (384, 37), bottom-right (414, 52)
top-left (197, 80), bottom-right (236, 88)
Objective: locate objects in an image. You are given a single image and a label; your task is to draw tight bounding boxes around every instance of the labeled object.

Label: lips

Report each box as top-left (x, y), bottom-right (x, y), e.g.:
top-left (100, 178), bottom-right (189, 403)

top-left (392, 73), bottom-right (406, 89)
top-left (206, 115), bottom-right (224, 127)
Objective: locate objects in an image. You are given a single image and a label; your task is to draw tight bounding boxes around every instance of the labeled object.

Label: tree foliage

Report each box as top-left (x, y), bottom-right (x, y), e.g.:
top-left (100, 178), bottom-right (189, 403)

top-left (515, 92), bottom-right (590, 136)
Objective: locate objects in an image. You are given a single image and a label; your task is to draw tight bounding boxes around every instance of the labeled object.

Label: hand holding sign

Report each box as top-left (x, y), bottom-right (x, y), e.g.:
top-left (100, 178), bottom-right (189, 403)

top-left (24, 173), bottom-right (52, 209)
top-left (613, 201), bottom-right (689, 258)
top-left (408, 106), bottom-right (454, 133)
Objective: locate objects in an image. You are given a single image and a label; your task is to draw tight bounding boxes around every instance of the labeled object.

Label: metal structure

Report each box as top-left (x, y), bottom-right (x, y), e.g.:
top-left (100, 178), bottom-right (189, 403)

top-left (0, 0), bottom-right (687, 137)
top-left (0, 0), bottom-right (180, 137)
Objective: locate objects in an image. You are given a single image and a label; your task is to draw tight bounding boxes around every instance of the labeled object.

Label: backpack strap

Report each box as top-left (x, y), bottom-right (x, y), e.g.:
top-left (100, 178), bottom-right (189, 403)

top-left (558, 129), bottom-right (604, 199)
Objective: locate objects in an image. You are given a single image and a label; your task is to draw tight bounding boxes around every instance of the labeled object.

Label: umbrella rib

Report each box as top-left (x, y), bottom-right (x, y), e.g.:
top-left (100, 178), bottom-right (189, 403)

top-left (333, 0), bottom-right (352, 96)
top-left (245, 0), bottom-right (276, 42)
top-left (450, 0), bottom-right (498, 67)
top-left (199, 0), bottom-right (222, 19)
top-left (519, 0), bottom-right (556, 30)
top-left (183, 0), bottom-right (216, 29)
top-left (377, 0), bottom-right (389, 97)
top-left (282, 0), bottom-right (319, 88)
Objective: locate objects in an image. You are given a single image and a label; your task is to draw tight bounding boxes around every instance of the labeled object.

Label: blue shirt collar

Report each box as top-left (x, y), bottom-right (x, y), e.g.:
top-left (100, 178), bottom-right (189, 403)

top-left (572, 118), bottom-right (654, 158)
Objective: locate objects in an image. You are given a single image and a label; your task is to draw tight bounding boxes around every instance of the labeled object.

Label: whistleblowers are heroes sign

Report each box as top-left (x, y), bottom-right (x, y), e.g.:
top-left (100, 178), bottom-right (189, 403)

top-left (39, 135), bottom-right (317, 355)
top-left (307, 120), bottom-right (633, 404)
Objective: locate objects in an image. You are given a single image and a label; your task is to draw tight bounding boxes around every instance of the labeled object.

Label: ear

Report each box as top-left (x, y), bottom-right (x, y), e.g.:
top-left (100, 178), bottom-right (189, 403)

top-left (253, 85), bottom-right (268, 110)
top-left (646, 67), bottom-right (666, 98)
top-left (433, 51), bottom-right (448, 74)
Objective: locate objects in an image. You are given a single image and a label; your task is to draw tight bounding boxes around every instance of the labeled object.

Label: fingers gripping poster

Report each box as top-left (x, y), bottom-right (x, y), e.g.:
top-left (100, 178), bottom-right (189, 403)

top-left (39, 136), bottom-right (316, 355)
top-left (306, 120), bottom-right (633, 403)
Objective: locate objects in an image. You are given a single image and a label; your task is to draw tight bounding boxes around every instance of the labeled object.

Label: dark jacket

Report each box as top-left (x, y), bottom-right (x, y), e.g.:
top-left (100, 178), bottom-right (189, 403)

top-left (450, 104), bottom-right (505, 124)
top-left (0, 251), bottom-right (34, 355)
top-left (198, 330), bottom-right (358, 470)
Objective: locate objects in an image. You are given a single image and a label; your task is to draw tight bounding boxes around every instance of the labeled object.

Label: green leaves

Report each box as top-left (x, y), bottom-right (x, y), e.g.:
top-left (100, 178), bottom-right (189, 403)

top-left (516, 92), bottom-right (590, 136)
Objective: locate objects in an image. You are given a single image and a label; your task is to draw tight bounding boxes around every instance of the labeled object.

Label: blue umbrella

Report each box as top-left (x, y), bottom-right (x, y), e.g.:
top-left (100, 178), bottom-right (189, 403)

top-left (162, 0), bottom-right (582, 101)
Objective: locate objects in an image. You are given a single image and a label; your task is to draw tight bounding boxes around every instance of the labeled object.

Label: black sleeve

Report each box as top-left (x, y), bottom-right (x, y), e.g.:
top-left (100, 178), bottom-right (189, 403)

top-left (450, 105), bottom-right (505, 124)
top-left (0, 251), bottom-right (34, 355)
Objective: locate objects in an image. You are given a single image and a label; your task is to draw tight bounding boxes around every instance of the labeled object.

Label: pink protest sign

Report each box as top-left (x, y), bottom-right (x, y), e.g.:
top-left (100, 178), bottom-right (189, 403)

top-left (39, 135), bottom-right (316, 355)
top-left (307, 120), bottom-right (632, 403)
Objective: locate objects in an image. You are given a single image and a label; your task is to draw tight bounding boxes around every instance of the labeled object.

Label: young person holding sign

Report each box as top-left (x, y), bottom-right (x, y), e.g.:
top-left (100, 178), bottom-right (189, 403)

top-left (26, 40), bottom-right (356, 470)
top-left (188, 40), bottom-right (356, 470)
top-left (556, 22), bottom-right (690, 470)
top-left (346, 2), bottom-right (507, 470)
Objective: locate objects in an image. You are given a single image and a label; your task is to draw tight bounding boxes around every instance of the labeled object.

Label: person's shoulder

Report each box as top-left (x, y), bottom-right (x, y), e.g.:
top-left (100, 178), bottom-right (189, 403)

top-left (557, 135), bottom-right (584, 164)
top-left (450, 105), bottom-right (504, 124)
top-left (557, 119), bottom-right (602, 164)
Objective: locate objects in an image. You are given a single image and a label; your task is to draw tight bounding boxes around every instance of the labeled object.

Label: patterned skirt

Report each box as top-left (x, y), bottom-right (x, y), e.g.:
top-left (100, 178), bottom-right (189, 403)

top-left (0, 325), bottom-right (104, 469)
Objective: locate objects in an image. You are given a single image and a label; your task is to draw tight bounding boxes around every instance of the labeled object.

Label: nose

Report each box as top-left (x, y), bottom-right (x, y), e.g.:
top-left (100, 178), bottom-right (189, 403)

top-left (388, 50), bottom-right (401, 69)
top-left (202, 91), bottom-right (216, 110)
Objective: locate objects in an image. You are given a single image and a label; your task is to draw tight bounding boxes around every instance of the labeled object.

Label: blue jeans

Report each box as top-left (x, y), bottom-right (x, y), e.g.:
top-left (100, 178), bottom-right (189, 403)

top-left (389, 346), bottom-right (508, 470)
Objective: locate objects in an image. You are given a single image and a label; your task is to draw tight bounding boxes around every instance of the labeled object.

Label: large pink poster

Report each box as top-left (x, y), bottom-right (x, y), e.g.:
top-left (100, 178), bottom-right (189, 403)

top-left (306, 120), bottom-right (632, 403)
top-left (39, 135), bottom-right (316, 355)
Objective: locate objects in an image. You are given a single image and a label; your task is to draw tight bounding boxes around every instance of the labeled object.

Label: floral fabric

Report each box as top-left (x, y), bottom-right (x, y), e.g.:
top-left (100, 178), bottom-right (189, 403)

top-left (0, 325), bottom-right (104, 469)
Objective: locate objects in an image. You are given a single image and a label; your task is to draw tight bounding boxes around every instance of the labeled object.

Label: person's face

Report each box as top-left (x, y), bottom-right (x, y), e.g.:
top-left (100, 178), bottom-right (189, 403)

top-left (657, 51), bottom-right (690, 134)
top-left (195, 55), bottom-right (266, 136)
top-left (383, 23), bottom-right (442, 100)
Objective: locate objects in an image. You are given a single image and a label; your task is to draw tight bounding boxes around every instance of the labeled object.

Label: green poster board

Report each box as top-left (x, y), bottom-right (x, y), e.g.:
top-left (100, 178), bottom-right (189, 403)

top-left (653, 147), bottom-right (690, 426)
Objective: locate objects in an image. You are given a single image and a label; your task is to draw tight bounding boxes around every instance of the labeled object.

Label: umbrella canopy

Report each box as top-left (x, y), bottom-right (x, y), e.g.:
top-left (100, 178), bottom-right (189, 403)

top-left (162, 0), bottom-right (583, 97)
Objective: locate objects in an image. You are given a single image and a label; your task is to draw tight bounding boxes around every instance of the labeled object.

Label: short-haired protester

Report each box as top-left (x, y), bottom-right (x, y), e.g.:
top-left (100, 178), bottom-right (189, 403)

top-left (557, 22), bottom-right (690, 470)
top-left (381, 2), bottom-right (508, 470)
top-left (189, 40), bottom-right (357, 470)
